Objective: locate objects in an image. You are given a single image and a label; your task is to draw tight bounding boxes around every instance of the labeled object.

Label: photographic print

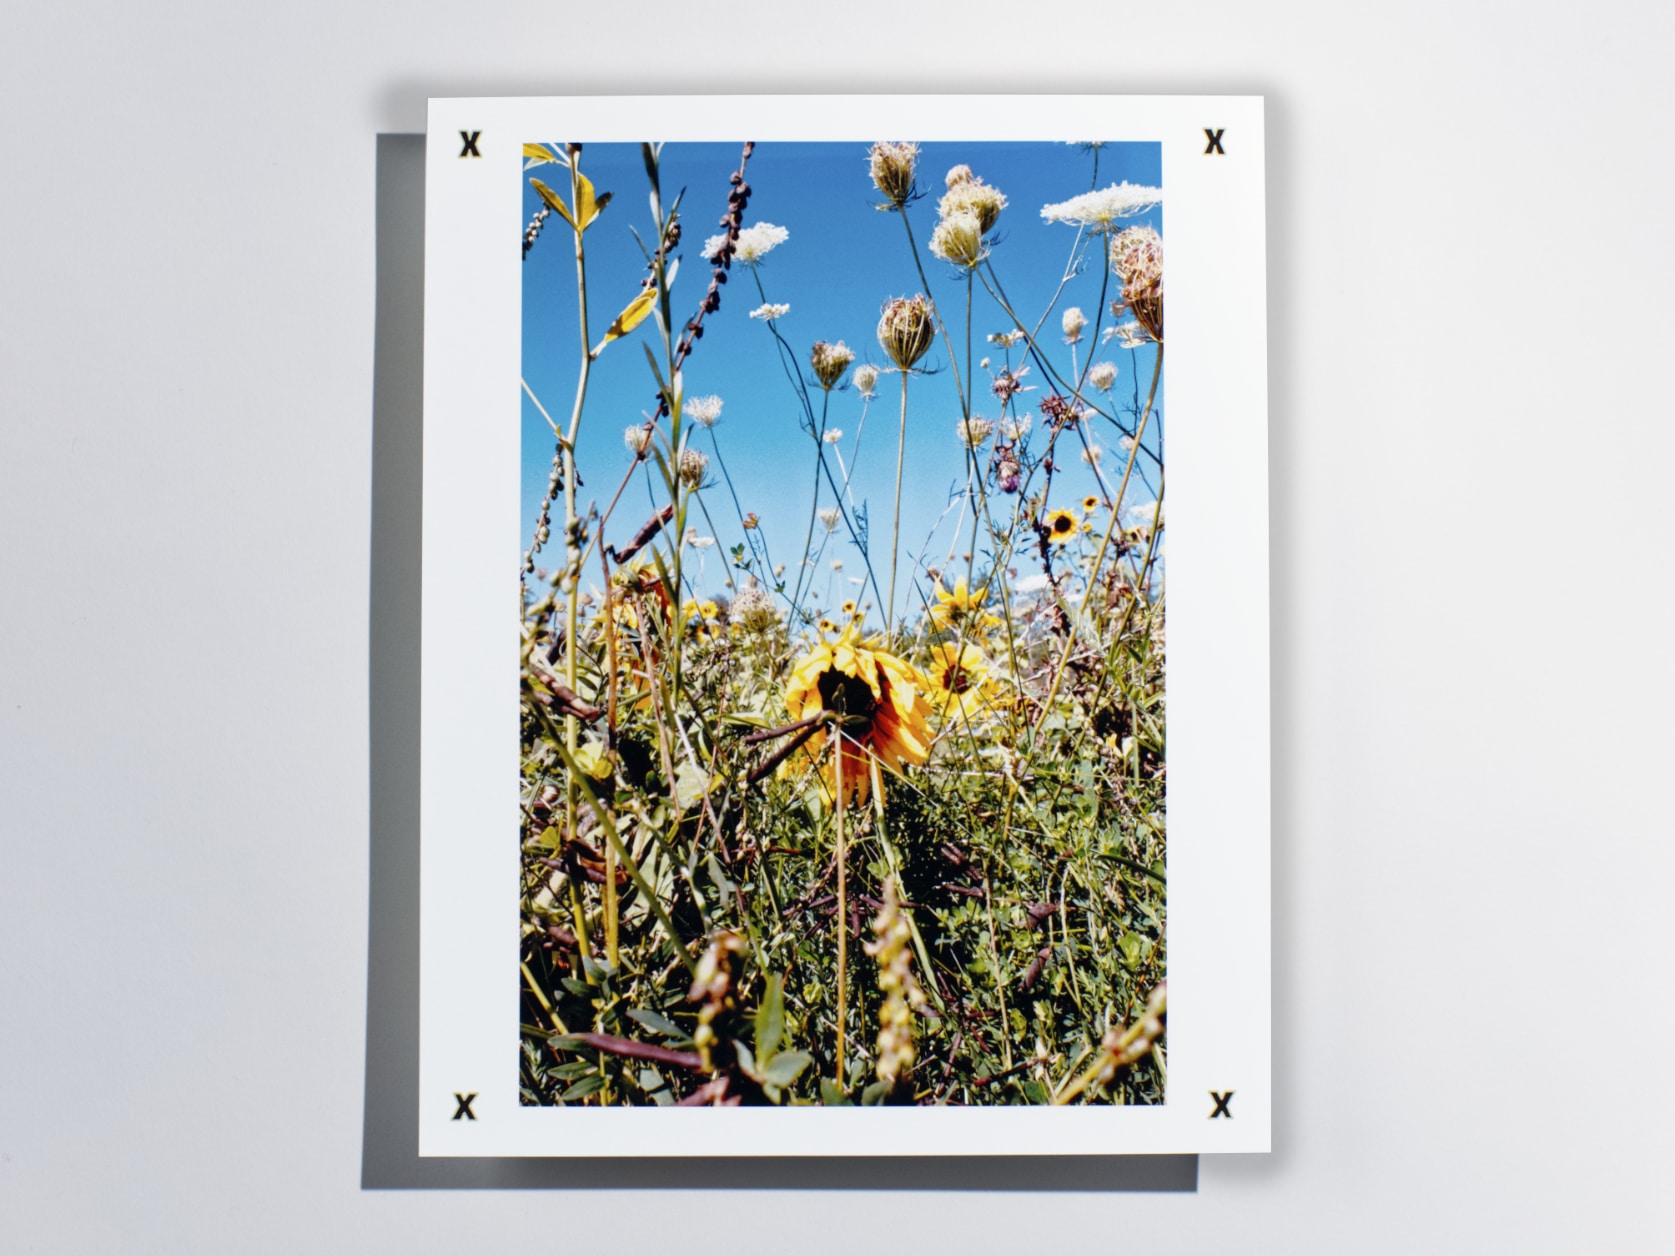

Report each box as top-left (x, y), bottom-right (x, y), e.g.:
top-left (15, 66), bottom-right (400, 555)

top-left (419, 95), bottom-right (1268, 1155)
top-left (517, 139), bottom-right (1167, 1109)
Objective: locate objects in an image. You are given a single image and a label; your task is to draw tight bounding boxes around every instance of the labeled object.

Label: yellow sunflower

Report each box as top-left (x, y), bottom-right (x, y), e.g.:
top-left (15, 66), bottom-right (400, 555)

top-left (926, 642), bottom-right (1001, 725)
top-left (1082, 495), bottom-right (1101, 513)
top-left (1044, 508), bottom-right (1080, 546)
top-left (782, 623), bottom-right (933, 804)
top-left (927, 576), bottom-right (1002, 632)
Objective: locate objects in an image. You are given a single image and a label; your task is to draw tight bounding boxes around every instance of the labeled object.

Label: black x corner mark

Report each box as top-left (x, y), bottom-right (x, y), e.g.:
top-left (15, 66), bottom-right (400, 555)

top-left (1209, 1089), bottom-right (1234, 1118)
top-left (1203, 127), bottom-right (1226, 155)
top-left (459, 130), bottom-right (482, 159)
top-left (452, 1091), bottom-right (478, 1121)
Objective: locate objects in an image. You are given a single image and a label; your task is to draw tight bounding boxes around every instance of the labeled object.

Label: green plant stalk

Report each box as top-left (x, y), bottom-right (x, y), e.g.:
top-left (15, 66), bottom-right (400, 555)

top-left (563, 156), bottom-right (594, 874)
top-left (887, 369), bottom-right (909, 635)
top-left (834, 730), bottom-right (847, 1084)
top-left (1031, 343), bottom-right (1163, 742)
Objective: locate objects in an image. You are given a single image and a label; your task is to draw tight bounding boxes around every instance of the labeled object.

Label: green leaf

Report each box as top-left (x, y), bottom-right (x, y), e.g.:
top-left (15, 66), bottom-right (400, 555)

top-left (860, 1079), bottom-right (892, 1106)
top-left (762, 1049), bottom-right (811, 1089)
top-left (819, 1078), bottom-right (852, 1107)
top-left (561, 1074), bottom-right (606, 1102)
top-left (627, 1008), bottom-right (685, 1039)
top-left (734, 1040), bottom-right (757, 1080)
top-left (754, 975), bottom-right (785, 1061)
top-left (529, 177), bottom-right (577, 231)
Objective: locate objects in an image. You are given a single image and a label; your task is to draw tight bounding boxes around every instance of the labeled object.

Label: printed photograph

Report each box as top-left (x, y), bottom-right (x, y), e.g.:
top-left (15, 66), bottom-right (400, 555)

top-left (518, 138), bottom-right (1166, 1107)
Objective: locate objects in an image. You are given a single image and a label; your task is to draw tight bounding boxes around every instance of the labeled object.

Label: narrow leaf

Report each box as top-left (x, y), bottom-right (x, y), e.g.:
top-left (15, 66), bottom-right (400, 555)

top-left (523, 143), bottom-right (566, 167)
top-left (754, 975), bottom-right (785, 1062)
top-left (592, 287), bottom-right (658, 356)
top-left (530, 178), bottom-right (577, 231)
top-left (575, 172), bottom-right (599, 229)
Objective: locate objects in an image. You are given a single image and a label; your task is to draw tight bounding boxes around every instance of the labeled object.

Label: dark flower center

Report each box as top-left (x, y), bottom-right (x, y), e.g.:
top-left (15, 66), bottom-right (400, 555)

top-left (1052, 514), bottom-right (1074, 535)
top-left (942, 666), bottom-right (972, 695)
top-left (817, 668), bottom-right (878, 733)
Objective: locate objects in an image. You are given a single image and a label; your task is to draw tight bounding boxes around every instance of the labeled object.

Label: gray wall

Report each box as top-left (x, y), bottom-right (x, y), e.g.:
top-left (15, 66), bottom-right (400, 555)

top-left (3, 3), bottom-right (1672, 1251)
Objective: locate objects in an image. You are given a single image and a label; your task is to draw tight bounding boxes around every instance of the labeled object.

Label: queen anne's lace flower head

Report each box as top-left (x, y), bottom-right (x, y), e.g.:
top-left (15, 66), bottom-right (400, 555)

top-left (852, 363), bottom-right (879, 398)
top-left (1039, 182), bottom-right (1162, 231)
top-left (810, 340), bottom-right (856, 390)
top-left (938, 176), bottom-right (1007, 235)
top-left (682, 395), bottom-right (723, 427)
top-left (678, 446), bottom-right (710, 487)
top-left (878, 295), bottom-right (935, 371)
top-left (1089, 361), bottom-right (1119, 391)
top-left (1061, 306), bottom-right (1087, 343)
top-left (702, 221), bottom-right (788, 265)
top-left (868, 141), bottom-right (919, 206)
top-left (749, 302), bottom-right (789, 321)
top-left (929, 210), bottom-right (984, 268)
top-left (624, 424), bottom-right (652, 455)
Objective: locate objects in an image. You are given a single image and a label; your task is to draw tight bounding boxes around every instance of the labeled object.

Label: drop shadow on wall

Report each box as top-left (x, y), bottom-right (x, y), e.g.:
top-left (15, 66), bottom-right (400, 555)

top-left (362, 131), bottom-right (1197, 1192)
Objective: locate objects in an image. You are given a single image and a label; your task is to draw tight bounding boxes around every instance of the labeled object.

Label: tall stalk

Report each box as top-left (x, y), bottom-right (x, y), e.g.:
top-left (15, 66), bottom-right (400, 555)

top-left (886, 370), bottom-right (909, 635)
top-left (563, 153), bottom-right (593, 868)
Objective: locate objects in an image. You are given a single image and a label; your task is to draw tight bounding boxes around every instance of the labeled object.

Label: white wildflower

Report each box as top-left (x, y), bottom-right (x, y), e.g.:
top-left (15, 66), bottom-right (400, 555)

top-left (1089, 361), bottom-right (1119, 391)
top-left (682, 394), bottom-right (723, 427)
top-left (1119, 435), bottom-right (1137, 452)
top-left (1104, 321), bottom-right (1152, 348)
top-left (956, 417), bottom-right (995, 447)
top-left (823, 429), bottom-right (844, 444)
top-left (831, 559), bottom-right (844, 572)
top-left (701, 221), bottom-right (788, 265)
top-left (1039, 182), bottom-right (1162, 230)
top-left (677, 446), bottom-right (709, 488)
top-left (853, 364), bottom-right (879, 398)
top-left (749, 302), bottom-right (790, 321)
top-left (1061, 306), bottom-right (1087, 343)
top-left (623, 425), bottom-right (652, 455)
top-left (1126, 500), bottom-right (1163, 529)
top-left (1000, 413), bottom-right (1032, 442)
top-left (1081, 444), bottom-right (1104, 466)
top-left (818, 507), bottom-right (842, 533)
top-left (684, 527), bottom-right (716, 550)
top-left (929, 209), bottom-right (984, 268)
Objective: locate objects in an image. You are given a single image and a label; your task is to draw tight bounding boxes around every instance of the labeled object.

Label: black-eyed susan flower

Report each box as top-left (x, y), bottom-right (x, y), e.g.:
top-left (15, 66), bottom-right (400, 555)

top-left (1083, 495), bottom-right (1101, 513)
top-left (841, 599), bottom-right (859, 618)
top-left (782, 623), bottom-right (933, 804)
top-left (927, 576), bottom-right (1001, 633)
top-left (1044, 508), bottom-right (1080, 546)
top-left (926, 641), bottom-right (1001, 724)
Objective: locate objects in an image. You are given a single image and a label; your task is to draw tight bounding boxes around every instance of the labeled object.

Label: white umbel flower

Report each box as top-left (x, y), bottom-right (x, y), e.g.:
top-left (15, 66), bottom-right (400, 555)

top-left (749, 302), bottom-right (790, 320)
top-left (852, 363), bottom-right (879, 398)
top-left (818, 507), bottom-right (842, 532)
top-left (1088, 361), bottom-right (1119, 390)
top-left (624, 425), bottom-right (652, 455)
top-left (1061, 306), bottom-right (1087, 343)
top-left (1039, 182), bottom-right (1162, 230)
top-left (682, 395), bottom-right (723, 427)
top-left (823, 429), bottom-right (844, 444)
top-left (955, 417), bottom-right (995, 447)
top-left (701, 221), bottom-right (788, 265)
top-left (999, 413), bottom-right (1032, 442)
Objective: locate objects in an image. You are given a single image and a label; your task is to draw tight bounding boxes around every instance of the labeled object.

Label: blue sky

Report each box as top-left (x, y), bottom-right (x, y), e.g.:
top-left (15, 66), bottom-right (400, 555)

top-left (521, 139), bottom-right (1162, 624)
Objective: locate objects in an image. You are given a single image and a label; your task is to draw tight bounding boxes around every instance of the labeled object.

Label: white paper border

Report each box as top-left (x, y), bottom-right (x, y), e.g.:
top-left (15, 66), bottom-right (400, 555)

top-left (420, 95), bottom-right (1269, 1156)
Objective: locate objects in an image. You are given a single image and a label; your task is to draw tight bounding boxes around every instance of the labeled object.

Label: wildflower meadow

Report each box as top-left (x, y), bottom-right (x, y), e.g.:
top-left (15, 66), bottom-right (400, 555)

top-left (518, 139), bottom-right (1166, 1107)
